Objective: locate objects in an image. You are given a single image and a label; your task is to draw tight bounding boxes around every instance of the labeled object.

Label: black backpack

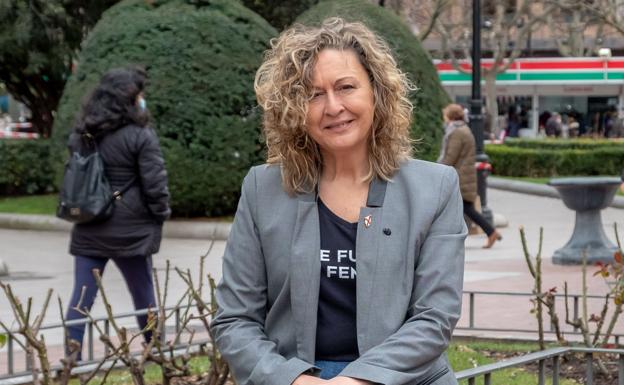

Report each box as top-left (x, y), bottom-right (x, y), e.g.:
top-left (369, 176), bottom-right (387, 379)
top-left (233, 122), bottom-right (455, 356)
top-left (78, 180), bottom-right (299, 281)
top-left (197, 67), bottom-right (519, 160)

top-left (57, 135), bottom-right (135, 224)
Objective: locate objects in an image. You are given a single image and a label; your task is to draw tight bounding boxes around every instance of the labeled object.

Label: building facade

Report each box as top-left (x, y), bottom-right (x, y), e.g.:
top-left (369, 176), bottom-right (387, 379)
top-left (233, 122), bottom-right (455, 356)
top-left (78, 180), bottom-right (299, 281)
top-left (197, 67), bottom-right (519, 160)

top-left (436, 57), bottom-right (624, 137)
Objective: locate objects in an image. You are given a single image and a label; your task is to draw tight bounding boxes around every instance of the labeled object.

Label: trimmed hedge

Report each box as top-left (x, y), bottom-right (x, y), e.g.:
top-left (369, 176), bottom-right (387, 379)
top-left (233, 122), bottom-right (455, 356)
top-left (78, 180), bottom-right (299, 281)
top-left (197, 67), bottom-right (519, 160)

top-left (297, 0), bottom-right (450, 161)
top-left (0, 140), bottom-right (57, 195)
top-left (485, 144), bottom-right (624, 177)
top-left (53, 0), bottom-right (277, 216)
top-left (503, 138), bottom-right (624, 150)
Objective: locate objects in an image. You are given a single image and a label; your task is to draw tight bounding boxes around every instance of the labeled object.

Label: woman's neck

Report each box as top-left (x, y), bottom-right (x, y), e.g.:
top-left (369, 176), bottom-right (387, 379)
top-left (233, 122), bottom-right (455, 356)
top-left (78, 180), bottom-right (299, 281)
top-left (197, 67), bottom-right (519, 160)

top-left (320, 149), bottom-right (370, 184)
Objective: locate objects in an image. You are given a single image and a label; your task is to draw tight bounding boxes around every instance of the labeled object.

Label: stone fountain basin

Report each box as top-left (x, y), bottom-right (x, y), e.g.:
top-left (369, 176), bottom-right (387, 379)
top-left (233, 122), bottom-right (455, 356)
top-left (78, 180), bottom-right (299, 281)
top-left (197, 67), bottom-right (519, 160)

top-left (548, 176), bottom-right (622, 211)
top-left (548, 176), bottom-right (621, 265)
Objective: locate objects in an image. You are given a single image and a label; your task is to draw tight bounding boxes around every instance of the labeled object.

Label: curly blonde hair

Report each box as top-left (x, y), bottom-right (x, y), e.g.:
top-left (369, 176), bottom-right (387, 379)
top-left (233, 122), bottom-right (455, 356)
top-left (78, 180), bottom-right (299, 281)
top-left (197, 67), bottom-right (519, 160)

top-left (255, 17), bottom-right (414, 194)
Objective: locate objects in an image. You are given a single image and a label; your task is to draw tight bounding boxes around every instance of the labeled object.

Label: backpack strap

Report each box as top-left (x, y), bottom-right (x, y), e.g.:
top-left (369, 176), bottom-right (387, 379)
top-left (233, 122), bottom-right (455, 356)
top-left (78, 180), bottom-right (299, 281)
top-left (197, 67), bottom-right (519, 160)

top-left (112, 176), bottom-right (138, 201)
top-left (81, 130), bottom-right (110, 151)
top-left (81, 128), bottom-right (137, 201)
top-left (80, 132), bottom-right (99, 154)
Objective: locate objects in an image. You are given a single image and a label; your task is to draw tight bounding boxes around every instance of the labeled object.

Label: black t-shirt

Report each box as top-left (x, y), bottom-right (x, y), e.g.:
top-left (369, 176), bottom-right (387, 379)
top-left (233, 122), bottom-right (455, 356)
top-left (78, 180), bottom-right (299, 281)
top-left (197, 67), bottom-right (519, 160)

top-left (315, 199), bottom-right (359, 361)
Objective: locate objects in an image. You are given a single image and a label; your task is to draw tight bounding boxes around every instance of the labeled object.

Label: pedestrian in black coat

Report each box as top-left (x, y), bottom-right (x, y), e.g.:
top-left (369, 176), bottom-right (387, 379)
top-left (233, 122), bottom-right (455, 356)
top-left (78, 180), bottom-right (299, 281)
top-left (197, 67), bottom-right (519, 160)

top-left (64, 67), bottom-right (170, 360)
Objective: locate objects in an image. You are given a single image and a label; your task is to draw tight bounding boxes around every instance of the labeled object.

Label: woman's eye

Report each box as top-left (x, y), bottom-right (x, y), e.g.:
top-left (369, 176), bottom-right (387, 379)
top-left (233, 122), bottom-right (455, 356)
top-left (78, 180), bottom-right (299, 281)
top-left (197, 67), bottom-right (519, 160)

top-left (311, 92), bottom-right (324, 100)
top-left (339, 84), bottom-right (355, 91)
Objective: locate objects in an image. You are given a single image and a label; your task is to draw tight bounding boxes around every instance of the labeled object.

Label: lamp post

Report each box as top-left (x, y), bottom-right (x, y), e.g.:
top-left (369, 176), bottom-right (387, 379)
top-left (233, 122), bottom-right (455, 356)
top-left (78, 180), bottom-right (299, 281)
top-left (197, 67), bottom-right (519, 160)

top-left (469, 0), bottom-right (494, 226)
top-left (0, 258), bottom-right (7, 276)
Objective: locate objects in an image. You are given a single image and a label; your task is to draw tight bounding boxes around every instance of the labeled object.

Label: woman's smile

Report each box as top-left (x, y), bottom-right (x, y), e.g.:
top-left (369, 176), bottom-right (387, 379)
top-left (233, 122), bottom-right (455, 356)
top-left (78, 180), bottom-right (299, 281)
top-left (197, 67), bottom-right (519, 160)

top-left (324, 119), bottom-right (355, 131)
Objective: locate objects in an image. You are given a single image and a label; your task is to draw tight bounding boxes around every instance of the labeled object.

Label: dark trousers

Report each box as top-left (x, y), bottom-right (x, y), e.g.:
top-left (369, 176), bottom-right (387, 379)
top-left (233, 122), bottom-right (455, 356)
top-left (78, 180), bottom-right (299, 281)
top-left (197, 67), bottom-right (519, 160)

top-left (65, 255), bottom-right (156, 359)
top-left (463, 200), bottom-right (495, 236)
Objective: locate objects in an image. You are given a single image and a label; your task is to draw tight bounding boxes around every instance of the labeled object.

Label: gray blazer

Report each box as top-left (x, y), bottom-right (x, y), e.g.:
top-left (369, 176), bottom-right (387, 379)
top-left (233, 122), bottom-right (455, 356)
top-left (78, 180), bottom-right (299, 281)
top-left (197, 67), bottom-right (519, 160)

top-left (211, 159), bottom-right (466, 385)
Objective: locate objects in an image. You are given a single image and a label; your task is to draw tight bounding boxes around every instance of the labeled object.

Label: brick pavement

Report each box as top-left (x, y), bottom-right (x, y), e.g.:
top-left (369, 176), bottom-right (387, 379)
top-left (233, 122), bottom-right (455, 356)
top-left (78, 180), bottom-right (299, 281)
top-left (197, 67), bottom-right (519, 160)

top-left (460, 188), bottom-right (624, 342)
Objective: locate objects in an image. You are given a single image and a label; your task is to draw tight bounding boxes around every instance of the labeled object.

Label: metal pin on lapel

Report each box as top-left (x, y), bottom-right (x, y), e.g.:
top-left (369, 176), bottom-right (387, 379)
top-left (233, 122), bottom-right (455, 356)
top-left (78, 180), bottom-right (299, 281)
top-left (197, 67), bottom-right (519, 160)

top-left (364, 215), bottom-right (372, 228)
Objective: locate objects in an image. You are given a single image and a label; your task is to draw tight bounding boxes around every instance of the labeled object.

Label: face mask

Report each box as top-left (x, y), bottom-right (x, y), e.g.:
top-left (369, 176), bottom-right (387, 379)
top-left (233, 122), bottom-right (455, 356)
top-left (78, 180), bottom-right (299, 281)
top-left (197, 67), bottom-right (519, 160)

top-left (138, 96), bottom-right (146, 111)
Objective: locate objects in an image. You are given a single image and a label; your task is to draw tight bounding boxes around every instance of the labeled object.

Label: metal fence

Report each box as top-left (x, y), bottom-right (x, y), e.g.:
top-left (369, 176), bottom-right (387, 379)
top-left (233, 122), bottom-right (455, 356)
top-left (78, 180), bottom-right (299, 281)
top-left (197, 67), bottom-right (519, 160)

top-left (1, 290), bottom-right (623, 383)
top-left (458, 290), bottom-right (624, 344)
top-left (456, 346), bottom-right (624, 385)
top-left (0, 304), bottom-right (206, 381)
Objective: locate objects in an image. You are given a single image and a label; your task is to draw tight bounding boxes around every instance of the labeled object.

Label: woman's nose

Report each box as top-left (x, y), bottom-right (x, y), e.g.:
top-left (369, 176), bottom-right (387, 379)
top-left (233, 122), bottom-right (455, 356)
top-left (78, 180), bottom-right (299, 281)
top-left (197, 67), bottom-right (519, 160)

top-left (324, 92), bottom-right (344, 116)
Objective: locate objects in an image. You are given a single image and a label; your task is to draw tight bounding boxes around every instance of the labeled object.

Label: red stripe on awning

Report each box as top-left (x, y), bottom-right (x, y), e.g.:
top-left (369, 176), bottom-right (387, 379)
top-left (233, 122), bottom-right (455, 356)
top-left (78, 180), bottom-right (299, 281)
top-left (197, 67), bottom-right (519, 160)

top-left (436, 63), bottom-right (472, 71)
top-left (435, 61), bottom-right (518, 71)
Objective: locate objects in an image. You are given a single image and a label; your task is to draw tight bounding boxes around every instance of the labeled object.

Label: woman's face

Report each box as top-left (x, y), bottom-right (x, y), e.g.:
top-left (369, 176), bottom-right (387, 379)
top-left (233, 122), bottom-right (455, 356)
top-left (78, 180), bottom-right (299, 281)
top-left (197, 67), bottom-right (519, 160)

top-left (305, 48), bottom-right (374, 158)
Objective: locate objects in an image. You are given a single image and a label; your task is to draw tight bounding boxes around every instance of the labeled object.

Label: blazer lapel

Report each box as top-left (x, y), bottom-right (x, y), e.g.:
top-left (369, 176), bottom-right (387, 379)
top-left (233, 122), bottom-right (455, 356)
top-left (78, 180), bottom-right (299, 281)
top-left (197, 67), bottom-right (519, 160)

top-left (356, 178), bottom-right (387, 353)
top-left (290, 191), bottom-right (320, 363)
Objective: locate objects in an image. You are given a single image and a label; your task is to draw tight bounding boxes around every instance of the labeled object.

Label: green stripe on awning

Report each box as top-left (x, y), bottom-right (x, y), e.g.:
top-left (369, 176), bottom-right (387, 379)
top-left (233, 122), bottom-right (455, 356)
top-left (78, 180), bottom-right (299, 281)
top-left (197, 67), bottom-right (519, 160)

top-left (438, 72), bottom-right (516, 82)
top-left (438, 73), bottom-right (471, 81)
top-left (438, 71), bottom-right (624, 82)
top-left (520, 72), bottom-right (604, 81)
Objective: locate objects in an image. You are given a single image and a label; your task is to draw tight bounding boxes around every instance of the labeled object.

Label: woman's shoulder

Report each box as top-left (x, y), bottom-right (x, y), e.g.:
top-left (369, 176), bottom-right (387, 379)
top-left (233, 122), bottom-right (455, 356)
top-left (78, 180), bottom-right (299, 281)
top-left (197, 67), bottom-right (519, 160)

top-left (119, 123), bottom-right (153, 136)
top-left (395, 159), bottom-right (457, 187)
top-left (399, 158), bottom-right (453, 176)
top-left (246, 163), bottom-right (281, 182)
top-left (456, 123), bottom-right (474, 136)
top-left (243, 163), bottom-right (284, 194)
top-left (115, 124), bottom-right (159, 147)
top-left (241, 164), bottom-right (297, 213)
top-left (447, 121), bottom-right (470, 133)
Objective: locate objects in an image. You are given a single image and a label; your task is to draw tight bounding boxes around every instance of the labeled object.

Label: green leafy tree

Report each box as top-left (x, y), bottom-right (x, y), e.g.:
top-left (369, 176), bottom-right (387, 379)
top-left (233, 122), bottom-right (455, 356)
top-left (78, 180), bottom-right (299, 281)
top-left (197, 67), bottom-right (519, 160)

top-left (241, 0), bottom-right (319, 29)
top-left (0, 0), bottom-right (119, 137)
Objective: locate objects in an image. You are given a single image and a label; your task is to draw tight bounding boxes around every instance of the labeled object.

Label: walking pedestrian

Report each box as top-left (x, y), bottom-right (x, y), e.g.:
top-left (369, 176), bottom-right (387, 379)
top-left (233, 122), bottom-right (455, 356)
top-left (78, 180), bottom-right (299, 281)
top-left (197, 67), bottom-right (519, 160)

top-left (438, 103), bottom-right (502, 248)
top-left (63, 67), bottom-right (170, 359)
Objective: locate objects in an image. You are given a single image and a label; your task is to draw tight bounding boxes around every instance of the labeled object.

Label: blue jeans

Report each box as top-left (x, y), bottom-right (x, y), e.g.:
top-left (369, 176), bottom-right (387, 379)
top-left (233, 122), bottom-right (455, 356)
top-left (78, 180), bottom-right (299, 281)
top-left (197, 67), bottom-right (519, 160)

top-left (315, 360), bottom-right (351, 380)
top-left (65, 255), bottom-right (156, 359)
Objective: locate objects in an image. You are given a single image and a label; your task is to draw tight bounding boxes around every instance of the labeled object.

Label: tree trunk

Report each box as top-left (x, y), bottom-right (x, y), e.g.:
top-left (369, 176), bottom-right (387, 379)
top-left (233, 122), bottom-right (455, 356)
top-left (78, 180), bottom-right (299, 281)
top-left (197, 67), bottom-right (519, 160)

top-left (570, 10), bottom-right (585, 57)
top-left (484, 71), bottom-right (498, 139)
top-left (7, 75), bottom-right (63, 138)
top-left (28, 102), bottom-right (55, 139)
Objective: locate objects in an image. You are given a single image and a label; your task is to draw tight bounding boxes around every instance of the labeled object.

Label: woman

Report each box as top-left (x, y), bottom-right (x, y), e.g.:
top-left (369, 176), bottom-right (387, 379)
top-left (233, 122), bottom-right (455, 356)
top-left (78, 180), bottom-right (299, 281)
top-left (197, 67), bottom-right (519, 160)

top-left (64, 67), bottom-right (170, 359)
top-left (438, 104), bottom-right (501, 248)
top-left (211, 18), bottom-right (465, 385)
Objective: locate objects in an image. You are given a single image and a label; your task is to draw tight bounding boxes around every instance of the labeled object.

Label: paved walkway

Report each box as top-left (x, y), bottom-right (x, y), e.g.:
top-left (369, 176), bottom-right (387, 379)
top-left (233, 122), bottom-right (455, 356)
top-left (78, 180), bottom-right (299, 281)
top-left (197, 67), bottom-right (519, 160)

top-left (460, 188), bottom-right (624, 341)
top-left (1, 187), bottom-right (623, 377)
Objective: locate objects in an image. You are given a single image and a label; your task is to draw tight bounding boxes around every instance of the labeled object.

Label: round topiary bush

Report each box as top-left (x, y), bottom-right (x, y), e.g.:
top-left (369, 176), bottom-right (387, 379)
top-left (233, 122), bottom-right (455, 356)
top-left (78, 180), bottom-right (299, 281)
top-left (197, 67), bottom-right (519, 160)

top-left (53, 0), bottom-right (277, 217)
top-left (297, 0), bottom-right (450, 160)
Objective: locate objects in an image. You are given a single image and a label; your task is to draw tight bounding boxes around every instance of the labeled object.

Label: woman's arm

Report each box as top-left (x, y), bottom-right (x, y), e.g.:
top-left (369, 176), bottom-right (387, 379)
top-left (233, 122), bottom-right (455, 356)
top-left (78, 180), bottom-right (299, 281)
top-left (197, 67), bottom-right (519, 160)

top-left (438, 131), bottom-right (463, 167)
top-left (339, 167), bottom-right (466, 385)
top-left (136, 127), bottom-right (171, 222)
top-left (210, 167), bottom-right (316, 385)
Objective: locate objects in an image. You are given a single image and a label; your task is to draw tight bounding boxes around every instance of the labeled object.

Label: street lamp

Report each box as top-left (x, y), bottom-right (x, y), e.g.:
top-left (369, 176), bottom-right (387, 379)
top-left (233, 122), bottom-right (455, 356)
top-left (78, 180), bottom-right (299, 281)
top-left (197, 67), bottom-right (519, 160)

top-left (469, 0), bottom-right (494, 226)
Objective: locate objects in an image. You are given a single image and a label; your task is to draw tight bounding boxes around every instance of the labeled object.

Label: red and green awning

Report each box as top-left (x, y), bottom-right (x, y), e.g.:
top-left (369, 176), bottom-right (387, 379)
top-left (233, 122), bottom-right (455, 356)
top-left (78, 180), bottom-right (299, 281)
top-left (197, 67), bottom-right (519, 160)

top-left (436, 58), bottom-right (624, 84)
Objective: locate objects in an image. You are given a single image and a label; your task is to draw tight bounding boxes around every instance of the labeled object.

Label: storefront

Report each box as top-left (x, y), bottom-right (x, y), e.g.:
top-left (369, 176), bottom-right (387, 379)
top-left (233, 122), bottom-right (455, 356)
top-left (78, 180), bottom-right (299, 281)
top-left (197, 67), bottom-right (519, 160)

top-left (436, 57), bottom-right (624, 137)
